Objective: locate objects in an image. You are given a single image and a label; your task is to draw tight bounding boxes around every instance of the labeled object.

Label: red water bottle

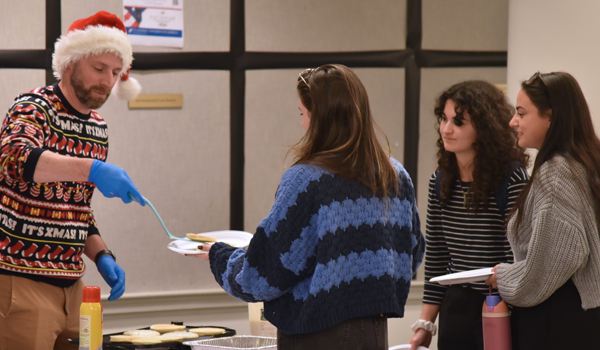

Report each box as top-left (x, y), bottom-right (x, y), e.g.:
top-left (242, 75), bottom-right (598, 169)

top-left (482, 295), bottom-right (512, 350)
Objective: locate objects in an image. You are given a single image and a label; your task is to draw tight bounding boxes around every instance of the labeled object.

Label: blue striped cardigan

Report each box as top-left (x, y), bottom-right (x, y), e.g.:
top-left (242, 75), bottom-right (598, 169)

top-left (209, 158), bottom-right (425, 335)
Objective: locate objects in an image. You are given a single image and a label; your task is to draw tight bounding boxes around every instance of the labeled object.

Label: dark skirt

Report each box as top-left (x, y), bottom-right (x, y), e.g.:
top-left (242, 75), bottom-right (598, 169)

top-left (277, 315), bottom-right (388, 350)
top-left (511, 279), bottom-right (600, 350)
top-left (438, 285), bottom-right (486, 350)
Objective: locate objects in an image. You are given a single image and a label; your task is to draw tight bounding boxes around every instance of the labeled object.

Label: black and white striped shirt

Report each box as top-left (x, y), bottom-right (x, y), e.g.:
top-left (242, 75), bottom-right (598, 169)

top-left (423, 166), bottom-right (529, 304)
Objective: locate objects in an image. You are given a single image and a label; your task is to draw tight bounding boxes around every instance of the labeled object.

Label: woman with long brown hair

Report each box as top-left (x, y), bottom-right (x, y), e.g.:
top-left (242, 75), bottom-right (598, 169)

top-left (410, 80), bottom-right (529, 350)
top-left (193, 64), bottom-right (425, 350)
top-left (486, 71), bottom-right (600, 349)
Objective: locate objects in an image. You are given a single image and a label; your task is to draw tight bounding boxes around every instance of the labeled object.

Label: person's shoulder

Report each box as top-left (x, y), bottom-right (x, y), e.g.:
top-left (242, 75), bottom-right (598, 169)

top-left (280, 164), bottom-right (330, 186)
top-left (9, 85), bottom-right (56, 115)
top-left (390, 157), bottom-right (410, 181)
top-left (539, 155), bottom-right (583, 178)
top-left (508, 164), bottom-right (529, 185)
top-left (536, 155), bottom-right (589, 196)
top-left (284, 163), bottom-right (329, 177)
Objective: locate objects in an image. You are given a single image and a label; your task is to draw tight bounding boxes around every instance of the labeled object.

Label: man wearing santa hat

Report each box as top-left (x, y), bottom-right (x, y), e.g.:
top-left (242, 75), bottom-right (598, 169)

top-left (0, 11), bottom-right (144, 349)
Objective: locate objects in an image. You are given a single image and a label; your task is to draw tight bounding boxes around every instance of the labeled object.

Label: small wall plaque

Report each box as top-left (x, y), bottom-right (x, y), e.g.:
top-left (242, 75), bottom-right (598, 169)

top-left (128, 94), bottom-right (183, 109)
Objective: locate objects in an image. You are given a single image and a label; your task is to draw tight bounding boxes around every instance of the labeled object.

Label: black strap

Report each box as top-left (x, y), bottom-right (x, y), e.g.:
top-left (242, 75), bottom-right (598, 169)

top-left (94, 249), bottom-right (116, 264)
top-left (434, 161), bottom-right (521, 218)
top-left (494, 161), bottom-right (521, 218)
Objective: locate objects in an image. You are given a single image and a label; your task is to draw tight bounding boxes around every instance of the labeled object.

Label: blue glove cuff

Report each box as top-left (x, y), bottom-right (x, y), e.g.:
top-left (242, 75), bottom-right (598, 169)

top-left (88, 159), bottom-right (101, 183)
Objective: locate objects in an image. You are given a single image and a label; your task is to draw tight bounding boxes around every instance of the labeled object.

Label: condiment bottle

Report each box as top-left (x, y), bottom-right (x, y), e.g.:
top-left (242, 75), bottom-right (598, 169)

top-left (79, 286), bottom-right (103, 350)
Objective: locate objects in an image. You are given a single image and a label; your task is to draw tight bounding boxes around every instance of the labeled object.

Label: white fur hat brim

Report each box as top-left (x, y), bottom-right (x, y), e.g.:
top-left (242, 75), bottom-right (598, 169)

top-left (52, 25), bottom-right (133, 81)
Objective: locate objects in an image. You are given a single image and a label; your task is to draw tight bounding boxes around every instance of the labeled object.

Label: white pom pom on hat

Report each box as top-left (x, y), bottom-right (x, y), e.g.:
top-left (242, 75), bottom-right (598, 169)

top-left (52, 11), bottom-right (141, 100)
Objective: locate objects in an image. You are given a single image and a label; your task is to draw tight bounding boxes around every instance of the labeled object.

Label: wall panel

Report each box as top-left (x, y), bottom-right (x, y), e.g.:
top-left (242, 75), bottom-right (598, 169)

top-left (246, 0), bottom-right (406, 52)
top-left (422, 0), bottom-right (508, 51)
top-left (0, 1), bottom-right (46, 49)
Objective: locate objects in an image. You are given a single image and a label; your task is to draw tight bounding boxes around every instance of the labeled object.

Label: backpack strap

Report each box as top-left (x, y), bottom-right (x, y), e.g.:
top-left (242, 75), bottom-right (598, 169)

top-left (494, 161), bottom-right (521, 218)
top-left (435, 162), bottom-right (521, 217)
top-left (434, 170), bottom-right (442, 203)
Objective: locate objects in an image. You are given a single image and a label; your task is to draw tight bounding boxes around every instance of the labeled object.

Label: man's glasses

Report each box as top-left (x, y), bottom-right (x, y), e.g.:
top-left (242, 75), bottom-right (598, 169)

top-left (525, 71), bottom-right (545, 86)
top-left (298, 68), bottom-right (315, 89)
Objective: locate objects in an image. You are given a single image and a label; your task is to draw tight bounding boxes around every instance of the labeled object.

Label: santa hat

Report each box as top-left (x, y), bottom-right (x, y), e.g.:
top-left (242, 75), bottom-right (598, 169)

top-left (52, 11), bottom-right (142, 100)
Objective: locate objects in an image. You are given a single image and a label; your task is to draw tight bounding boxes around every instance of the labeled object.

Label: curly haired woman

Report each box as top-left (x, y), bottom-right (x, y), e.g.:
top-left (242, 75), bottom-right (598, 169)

top-left (410, 80), bottom-right (529, 350)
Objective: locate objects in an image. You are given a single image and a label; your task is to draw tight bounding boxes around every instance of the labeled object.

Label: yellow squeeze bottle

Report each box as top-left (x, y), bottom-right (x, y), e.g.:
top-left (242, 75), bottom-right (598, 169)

top-left (79, 286), bottom-right (103, 350)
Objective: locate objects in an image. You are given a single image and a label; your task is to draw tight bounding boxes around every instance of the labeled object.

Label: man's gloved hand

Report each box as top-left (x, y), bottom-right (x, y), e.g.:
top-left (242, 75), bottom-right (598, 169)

top-left (88, 159), bottom-right (145, 205)
top-left (97, 255), bottom-right (126, 301)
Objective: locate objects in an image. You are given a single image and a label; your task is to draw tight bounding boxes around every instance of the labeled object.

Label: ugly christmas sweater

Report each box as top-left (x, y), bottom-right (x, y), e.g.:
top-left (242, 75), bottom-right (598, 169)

top-left (209, 158), bottom-right (425, 335)
top-left (0, 83), bottom-right (108, 287)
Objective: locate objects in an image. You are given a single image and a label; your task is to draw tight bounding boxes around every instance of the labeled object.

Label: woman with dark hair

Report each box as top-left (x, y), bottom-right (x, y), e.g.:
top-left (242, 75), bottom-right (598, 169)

top-left (486, 72), bottom-right (600, 348)
top-left (192, 64), bottom-right (425, 350)
top-left (410, 80), bottom-right (529, 350)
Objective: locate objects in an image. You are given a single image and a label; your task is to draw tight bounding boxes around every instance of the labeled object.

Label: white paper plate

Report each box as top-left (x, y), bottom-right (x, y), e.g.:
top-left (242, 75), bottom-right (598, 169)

top-left (167, 230), bottom-right (253, 256)
top-left (389, 345), bottom-right (429, 350)
top-left (429, 267), bottom-right (494, 285)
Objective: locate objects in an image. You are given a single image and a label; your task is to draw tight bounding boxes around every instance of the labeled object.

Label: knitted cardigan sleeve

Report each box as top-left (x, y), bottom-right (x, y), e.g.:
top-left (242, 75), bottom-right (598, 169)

top-left (496, 158), bottom-right (590, 307)
top-left (209, 165), bottom-right (320, 303)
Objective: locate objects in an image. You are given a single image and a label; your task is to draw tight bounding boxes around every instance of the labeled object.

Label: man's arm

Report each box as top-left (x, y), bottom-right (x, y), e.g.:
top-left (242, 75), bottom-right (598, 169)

top-left (83, 232), bottom-right (108, 262)
top-left (32, 151), bottom-right (144, 205)
top-left (33, 151), bottom-right (93, 183)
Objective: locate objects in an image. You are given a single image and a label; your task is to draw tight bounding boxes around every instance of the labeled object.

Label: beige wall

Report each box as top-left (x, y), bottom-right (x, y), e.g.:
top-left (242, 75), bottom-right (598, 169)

top-left (507, 0), bottom-right (600, 132)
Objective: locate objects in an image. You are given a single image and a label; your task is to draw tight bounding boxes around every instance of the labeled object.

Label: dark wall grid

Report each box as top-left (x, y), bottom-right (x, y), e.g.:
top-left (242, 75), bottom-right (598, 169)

top-left (0, 0), bottom-right (507, 230)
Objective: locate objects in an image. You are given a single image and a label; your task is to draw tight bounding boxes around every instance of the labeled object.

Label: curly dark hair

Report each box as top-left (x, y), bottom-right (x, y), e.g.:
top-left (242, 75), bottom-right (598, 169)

top-left (434, 80), bottom-right (529, 211)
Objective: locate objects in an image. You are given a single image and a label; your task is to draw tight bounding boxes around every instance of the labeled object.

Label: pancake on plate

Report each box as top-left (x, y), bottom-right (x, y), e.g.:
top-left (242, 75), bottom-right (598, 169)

top-left (186, 233), bottom-right (217, 242)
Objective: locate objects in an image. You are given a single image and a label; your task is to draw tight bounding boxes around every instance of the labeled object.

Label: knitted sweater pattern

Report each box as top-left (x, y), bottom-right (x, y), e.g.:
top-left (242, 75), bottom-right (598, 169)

top-left (209, 159), bottom-right (425, 335)
top-left (0, 84), bottom-right (108, 287)
top-left (497, 155), bottom-right (600, 310)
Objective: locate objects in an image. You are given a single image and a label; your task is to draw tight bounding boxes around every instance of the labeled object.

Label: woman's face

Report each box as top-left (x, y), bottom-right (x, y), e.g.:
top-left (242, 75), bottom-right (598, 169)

top-left (299, 98), bottom-right (311, 131)
top-left (439, 99), bottom-right (477, 158)
top-left (510, 89), bottom-right (551, 150)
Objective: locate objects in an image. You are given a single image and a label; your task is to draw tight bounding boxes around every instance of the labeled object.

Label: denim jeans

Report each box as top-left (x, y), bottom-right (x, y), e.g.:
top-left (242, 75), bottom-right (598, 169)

top-left (277, 315), bottom-right (388, 350)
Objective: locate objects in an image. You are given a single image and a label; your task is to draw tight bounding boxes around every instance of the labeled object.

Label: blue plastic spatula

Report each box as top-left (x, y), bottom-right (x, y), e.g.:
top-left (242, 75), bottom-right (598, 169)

top-left (128, 194), bottom-right (194, 242)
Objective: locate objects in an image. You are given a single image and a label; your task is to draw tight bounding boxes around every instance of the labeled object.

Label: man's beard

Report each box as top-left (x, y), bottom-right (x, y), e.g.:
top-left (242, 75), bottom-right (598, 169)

top-left (70, 65), bottom-right (112, 110)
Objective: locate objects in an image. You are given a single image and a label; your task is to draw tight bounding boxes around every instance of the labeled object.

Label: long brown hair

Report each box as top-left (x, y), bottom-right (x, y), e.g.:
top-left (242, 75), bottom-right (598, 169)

top-left (511, 72), bottom-right (600, 230)
top-left (293, 64), bottom-right (398, 196)
top-left (434, 80), bottom-right (529, 211)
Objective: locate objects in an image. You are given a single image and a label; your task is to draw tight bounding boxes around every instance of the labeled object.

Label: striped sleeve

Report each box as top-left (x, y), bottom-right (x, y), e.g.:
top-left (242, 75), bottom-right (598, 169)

top-left (423, 173), bottom-right (450, 304)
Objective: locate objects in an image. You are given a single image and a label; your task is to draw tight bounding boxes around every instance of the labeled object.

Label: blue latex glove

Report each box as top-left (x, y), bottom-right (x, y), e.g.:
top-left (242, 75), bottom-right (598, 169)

top-left (88, 159), bottom-right (145, 206)
top-left (97, 255), bottom-right (126, 301)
